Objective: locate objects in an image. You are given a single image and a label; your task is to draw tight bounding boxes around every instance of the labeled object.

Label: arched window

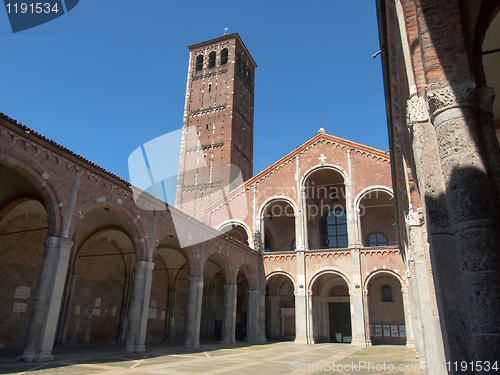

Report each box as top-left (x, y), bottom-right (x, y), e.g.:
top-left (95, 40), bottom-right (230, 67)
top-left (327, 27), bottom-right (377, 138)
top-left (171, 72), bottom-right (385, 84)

top-left (382, 285), bottom-right (393, 302)
top-left (220, 48), bottom-right (228, 65)
top-left (320, 209), bottom-right (348, 248)
top-left (366, 232), bottom-right (388, 247)
top-left (195, 55), bottom-right (203, 71)
top-left (208, 51), bottom-right (216, 68)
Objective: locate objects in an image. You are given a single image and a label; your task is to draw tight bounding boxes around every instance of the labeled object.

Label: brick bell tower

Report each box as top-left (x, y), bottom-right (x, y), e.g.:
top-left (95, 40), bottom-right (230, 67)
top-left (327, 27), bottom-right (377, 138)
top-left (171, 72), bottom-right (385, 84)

top-left (175, 33), bottom-right (257, 219)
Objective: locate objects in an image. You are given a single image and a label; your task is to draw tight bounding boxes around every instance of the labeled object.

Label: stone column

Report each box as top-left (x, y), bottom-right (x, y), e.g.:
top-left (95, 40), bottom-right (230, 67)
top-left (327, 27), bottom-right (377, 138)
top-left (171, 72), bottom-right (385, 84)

top-left (183, 276), bottom-right (203, 348)
top-left (350, 248), bottom-right (367, 346)
top-left (406, 96), bottom-right (447, 373)
top-left (298, 186), bottom-right (309, 251)
top-left (294, 251), bottom-right (311, 344)
top-left (346, 151), bottom-right (360, 247)
top-left (21, 236), bottom-right (73, 362)
top-left (425, 80), bottom-right (500, 363)
top-left (246, 290), bottom-right (266, 343)
top-left (221, 283), bottom-right (236, 345)
top-left (361, 290), bottom-right (372, 346)
top-left (401, 286), bottom-right (415, 348)
top-left (124, 260), bottom-right (154, 353)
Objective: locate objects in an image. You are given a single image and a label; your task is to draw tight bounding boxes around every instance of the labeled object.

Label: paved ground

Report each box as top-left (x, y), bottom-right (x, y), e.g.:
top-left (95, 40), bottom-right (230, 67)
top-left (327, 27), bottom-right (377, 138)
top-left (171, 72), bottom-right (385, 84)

top-left (0, 342), bottom-right (427, 375)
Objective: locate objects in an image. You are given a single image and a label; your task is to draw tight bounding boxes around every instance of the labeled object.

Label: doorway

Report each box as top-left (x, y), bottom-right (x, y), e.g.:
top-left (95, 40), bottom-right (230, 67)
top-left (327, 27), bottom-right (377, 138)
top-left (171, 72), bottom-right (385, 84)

top-left (329, 302), bottom-right (351, 343)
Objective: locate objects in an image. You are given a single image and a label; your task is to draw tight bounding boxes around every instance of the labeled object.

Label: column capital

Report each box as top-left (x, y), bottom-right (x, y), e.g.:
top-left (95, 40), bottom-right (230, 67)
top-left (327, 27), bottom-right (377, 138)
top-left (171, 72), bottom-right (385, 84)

top-left (43, 235), bottom-right (73, 249)
top-left (133, 260), bottom-right (155, 271)
top-left (424, 78), bottom-right (476, 121)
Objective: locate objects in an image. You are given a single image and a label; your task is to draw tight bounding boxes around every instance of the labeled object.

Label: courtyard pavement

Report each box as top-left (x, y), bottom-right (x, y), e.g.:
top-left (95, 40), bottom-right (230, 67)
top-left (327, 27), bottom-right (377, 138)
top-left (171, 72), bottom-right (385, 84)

top-left (0, 342), bottom-right (427, 375)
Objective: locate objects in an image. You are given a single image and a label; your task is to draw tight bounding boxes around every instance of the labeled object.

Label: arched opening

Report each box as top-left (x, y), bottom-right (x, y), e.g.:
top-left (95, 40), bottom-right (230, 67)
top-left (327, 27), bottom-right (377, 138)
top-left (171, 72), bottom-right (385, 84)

top-left (0, 165), bottom-right (48, 350)
top-left (265, 274), bottom-right (295, 341)
top-left (218, 222), bottom-right (250, 246)
top-left (201, 254), bottom-right (226, 341)
top-left (146, 253), bottom-right (169, 342)
top-left (148, 234), bottom-right (190, 344)
top-left (220, 48), bottom-right (228, 65)
top-left (208, 51), bottom-right (216, 68)
top-left (195, 55), bottom-right (203, 71)
top-left (262, 199), bottom-right (296, 252)
top-left (235, 269), bottom-right (249, 341)
top-left (357, 189), bottom-right (396, 247)
top-left (60, 208), bottom-right (136, 346)
top-left (311, 272), bottom-right (351, 343)
top-left (367, 272), bottom-right (406, 345)
top-left (303, 168), bottom-right (347, 250)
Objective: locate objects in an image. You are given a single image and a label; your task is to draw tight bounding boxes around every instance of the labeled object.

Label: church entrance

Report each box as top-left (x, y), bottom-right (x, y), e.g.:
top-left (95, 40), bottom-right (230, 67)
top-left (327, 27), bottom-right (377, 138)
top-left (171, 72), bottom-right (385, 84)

top-left (328, 302), bottom-right (351, 343)
top-left (311, 272), bottom-right (352, 343)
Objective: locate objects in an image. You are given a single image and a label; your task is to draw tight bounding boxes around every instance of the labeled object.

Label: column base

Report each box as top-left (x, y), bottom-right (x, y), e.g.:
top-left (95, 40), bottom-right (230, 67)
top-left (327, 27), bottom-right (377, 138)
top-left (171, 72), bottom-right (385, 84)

top-left (406, 340), bottom-right (416, 348)
top-left (245, 337), bottom-right (267, 344)
top-left (122, 345), bottom-right (146, 354)
top-left (220, 338), bottom-right (236, 345)
top-left (294, 338), bottom-right (315, 344)
top-left (351, 338), bottom-right (370, 346)
top-left (19, 350), bottom-right (54, 362)
top-left (183, 342), bottom-right (200, 349)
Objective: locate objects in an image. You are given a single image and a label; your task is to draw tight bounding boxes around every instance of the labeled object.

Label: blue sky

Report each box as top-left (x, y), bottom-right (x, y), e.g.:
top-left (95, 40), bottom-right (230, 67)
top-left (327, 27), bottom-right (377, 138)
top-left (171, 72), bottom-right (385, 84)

top-left (0, 0), bottom-right (388, 182)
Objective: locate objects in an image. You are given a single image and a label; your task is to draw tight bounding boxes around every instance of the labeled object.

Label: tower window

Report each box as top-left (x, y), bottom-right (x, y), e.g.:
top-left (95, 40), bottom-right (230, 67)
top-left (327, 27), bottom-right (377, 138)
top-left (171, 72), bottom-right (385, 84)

top-left (195, 55), bottom-right (203, 71)
top-left (208, 51), bottom-right (216, 68)
top-left (237, 56), bottom-right (242, 71)
top-left (220, 48), bottom-right (228, 65)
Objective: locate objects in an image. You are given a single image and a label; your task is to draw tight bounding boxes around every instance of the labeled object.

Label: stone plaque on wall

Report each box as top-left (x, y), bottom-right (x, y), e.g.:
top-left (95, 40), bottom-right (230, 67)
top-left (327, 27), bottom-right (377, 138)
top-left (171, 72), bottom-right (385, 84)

top-left (375, 325), bottom-right (382, 337)
top-left (15, 286), bottom-right (31, 299)
top-left (148, 308), bottom-right (157, 319)
top-left (13, 302), bottom-right (27, 312)
top-left (92, 308), bottom-right (101, 316)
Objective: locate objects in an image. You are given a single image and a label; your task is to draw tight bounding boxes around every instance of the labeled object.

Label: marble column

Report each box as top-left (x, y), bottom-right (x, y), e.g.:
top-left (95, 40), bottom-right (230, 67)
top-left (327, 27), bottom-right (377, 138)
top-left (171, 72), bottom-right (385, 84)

top-left (246, 290), bottom-right (266, 343)
top-left (21, 236), bottom-right (73, 362)
top-left (124, 260), bottom-right (154, 353)
top-left (294, 251), bottom-right (310, 344)
top-left (350, 248), bottom-right (367, 346)
top-left (221, 283), bottom-right (236, 345)
top-left (183, 276), bottom-right (203, 348)
top-left (362, 290), bottom-right (372, 346)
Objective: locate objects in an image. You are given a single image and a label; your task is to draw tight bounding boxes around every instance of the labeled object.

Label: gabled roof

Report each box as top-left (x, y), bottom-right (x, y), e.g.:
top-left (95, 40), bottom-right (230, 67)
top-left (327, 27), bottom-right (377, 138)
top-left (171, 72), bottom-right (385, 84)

top-left (204, 131), bottom-right (390, 212)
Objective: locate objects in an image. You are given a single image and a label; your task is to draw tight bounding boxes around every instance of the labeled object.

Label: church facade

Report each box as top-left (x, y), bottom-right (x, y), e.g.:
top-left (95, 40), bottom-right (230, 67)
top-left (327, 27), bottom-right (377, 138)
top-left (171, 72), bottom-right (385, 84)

top-left (0, 33), bottom-right (411, 363)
